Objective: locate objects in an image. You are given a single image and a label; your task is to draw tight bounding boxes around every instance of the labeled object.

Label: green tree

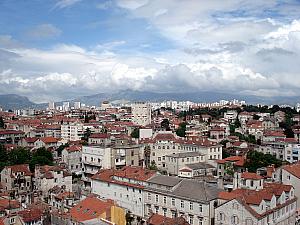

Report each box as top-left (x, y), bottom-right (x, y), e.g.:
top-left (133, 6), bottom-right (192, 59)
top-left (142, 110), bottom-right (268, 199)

top-left (56, 143), bottom-right (69, 157)
top-left (130, 128), bottom-right (139, 139)
top-left (82, 128), bottom-right (92, 141)
top-left (176, 122), bottom-right (187, 137)
top-left (244, 151), bottom-right (282, 172)
top-left (30, 147), bottom-right (54, 171)
top-left (8, 147), bottom-right (31, 165)
top-left (161, 119), bottom-right (170, 131)
top-left (149, 160), bottom-right (158, 171)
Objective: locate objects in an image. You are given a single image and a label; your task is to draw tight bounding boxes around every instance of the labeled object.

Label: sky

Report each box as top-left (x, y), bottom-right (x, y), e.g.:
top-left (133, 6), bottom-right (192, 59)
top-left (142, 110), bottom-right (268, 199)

top-left (1, 0), bottom-right (300, 102)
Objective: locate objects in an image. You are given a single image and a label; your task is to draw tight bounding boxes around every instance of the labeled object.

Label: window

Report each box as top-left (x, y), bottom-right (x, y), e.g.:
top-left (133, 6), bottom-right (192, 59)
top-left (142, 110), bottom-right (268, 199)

top-left (218, 212), bottom-right (225, 221)
top-left (155, 206), bottom-right (159, 214)
top-left (181, 200), bottom-right (184, 208)
top-left (156, 195), bottom-right (159, 202)
top-left (163, 196), bottom-right (167, 204)
top-left (190, 202), bottom-right (193, 210)
top-left (171, 210), bottom-right (177, 218)
top-left (245, 218), bottom-right (253, 225)
top-left (189, 215), bottom-right (194, 225)
top-left (231, 215), bottom-right (239, 224)
top-left (199, 204), bottom-right (202, 212)
top-left (148, 193), bottom-right (151, 200)
top-left (172, 198), bottom-right (175, 206)
top-left (163, 208), bottom-right (167, 217)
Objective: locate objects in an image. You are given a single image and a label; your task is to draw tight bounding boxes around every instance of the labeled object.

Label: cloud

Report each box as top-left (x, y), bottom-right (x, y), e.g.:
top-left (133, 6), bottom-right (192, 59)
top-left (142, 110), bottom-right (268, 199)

top-left (0, 35), bottom-right (21, 48)
top-left (54, 0), bottom-right (81, 9)
top-left (26, 24), bottom-right (62, 39)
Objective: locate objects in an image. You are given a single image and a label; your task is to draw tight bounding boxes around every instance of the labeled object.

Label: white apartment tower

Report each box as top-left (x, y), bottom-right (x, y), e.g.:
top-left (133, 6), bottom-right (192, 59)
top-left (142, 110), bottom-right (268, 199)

top-left (131, 102), bottom-right (151, 126)
top-left (74, 101), bottom-right (81, 109)
top-left (48, 101), bottom-right (55, 110)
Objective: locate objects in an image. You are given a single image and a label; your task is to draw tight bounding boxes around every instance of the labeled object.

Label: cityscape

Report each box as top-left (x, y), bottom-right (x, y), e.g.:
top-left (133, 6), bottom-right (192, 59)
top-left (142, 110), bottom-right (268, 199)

top-left (1, 0), bottom-right (300, 225)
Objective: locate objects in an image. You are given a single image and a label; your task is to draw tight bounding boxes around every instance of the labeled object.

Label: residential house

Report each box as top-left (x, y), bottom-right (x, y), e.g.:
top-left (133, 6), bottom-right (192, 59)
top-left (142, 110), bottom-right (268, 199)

top-left (61, 145), bottom-right (82, 174)
top-left (144, 175), bottom-right (222, 225)
top-left (91, 166), bottom-right (156, 217)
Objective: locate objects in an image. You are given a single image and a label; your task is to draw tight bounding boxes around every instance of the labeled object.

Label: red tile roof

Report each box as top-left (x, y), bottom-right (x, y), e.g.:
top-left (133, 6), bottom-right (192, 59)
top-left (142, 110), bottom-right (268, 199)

top-left (6, 164), bottom-right (32, 176)
top-left (18, 208), bottom-right (43, 223)
top-left (69, 196), bottom-right (114, 222)
top-left (39, 137), bottom-right (59, 143)
top-left (91, 166), bottom-right (156, 189)
top-left (283, 162), bottom-right (300, 179)
top-left (147, 214), bottom-right (189, 225)
top-left (217, 156), bottom-right (245, 167)
top-left (241, 172), bottom-right (263, 180)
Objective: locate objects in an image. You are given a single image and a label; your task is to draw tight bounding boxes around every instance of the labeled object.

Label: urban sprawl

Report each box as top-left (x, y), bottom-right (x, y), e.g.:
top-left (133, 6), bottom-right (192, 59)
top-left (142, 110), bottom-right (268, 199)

top-left (1, 99), bottom-right (300, 225)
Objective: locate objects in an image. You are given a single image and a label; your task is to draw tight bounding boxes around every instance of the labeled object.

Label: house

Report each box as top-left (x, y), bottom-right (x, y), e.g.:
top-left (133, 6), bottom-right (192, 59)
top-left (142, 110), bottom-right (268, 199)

top-left (279, 162), bottom-right (300, 208)
top-left (34, 137), bottom-right (62, 149)
top-left (0, 130), bottom-right (24, 144)
top-left (88, 133), bottom-right (111, 146)
top-left (178, 162), bottom-right (215, 178)
top-left (165, 152), bottom-right (206, 175)
top-left (51, 195), bottom-right (126, 225)
top-left (147, 214), bottom-right (189, 225)
top-left (91, 166), bottom-right (157, 217)
top-left (216, 156), bottom-right (246, 178)
top-left (144, 175), bottom-right (222, 225)
top-left (17, 208), bottom-right (44, 225)
top-left (81, 145), bottom-right (111, 189)
top-left (34, 165), bottom-right (72, 198)
top-left (0, 164), bottom-right (32, 205)
top-left (61, 145), bottom-right (82, 174)
top-left (209, 127), bottom-right (226, 142)
top-left (216, 181), bottom-right (297, 225)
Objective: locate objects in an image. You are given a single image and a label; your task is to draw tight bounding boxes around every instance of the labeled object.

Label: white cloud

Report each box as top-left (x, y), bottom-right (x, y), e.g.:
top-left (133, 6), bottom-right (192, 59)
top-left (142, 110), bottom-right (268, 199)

top-left (26, 24), bottom-right (62, 39)
top-left (54, 0), bottom-right (81, 9)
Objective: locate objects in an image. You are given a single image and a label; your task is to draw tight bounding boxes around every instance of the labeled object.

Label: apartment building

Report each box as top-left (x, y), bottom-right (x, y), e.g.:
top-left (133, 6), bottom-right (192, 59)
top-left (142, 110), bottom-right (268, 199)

top-left (34, 165), bottom-right (72, 197)
top-left (61, 122), bottom-right (84, 141)
top-left (144, 175), bottom-right (222, 225)
top-left (81, 145), bottom-right (111, 188)
top-left (131, 102), bottom-right (151, 126)
top-left (216, 173), bottom-right (297, 225)
top-left (91, 166), bottom-right (157, 217)
top-left (61, 145), bottom-right (82, 174)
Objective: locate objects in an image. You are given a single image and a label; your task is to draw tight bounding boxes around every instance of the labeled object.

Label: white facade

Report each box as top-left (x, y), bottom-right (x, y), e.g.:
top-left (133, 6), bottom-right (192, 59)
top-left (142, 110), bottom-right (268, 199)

top-left (131, 102), bottom-right (151, 126)
top-left (61, 122), bottom-right (84, 141)
top-left (61, 147), bottom-right (82, 174)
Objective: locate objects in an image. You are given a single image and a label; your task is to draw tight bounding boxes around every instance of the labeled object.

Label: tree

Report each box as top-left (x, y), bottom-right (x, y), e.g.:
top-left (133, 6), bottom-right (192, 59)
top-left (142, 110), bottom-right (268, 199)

top-left (82, 128), bottom-right (92, 141)
top-left (161, 119), bottom-right (171, 131)
top-left (149, 160), bottom-right (158, 171)
top-left (8, 147), bottom-right (31, 165)
top-left (125, 211), bottom-right (134, 225)
top-left (244, 151), bottom-right (282, 172)
top-left (130, 128), bottom-right (139, 139)
top-left (30, 147), bottom-right (54, 171)
top-left (176, 122), bottom-right (187, 137)
top-left (0, 116), bottom-right (4, 129)
top-left (56, 143), bottom-right (69, 157)
top-left (0, 144), bottom-right (8, 170)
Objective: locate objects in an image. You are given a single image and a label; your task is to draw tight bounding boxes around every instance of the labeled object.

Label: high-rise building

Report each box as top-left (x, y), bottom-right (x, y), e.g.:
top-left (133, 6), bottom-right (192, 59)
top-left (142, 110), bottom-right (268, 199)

top-left (48, 101), bottom-right (55, 110)
top-left (131, 102), bottom-right (151, 126)
top-left (74, 101), bottom-right (81, 109)
top-left (63, 102), bottom-right (70, 112)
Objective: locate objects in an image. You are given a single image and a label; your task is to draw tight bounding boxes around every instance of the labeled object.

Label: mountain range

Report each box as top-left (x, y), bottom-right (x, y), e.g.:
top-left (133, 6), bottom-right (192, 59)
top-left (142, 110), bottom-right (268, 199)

top-left (0, 90), bottom-right (299, 110)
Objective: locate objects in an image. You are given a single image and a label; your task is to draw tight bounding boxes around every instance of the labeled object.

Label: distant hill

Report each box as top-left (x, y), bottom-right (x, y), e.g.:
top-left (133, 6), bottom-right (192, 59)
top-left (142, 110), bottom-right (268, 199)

top-left (0, 94), bottom-right (37, 110)
top-left (0, 90), bottom-right (299, 110)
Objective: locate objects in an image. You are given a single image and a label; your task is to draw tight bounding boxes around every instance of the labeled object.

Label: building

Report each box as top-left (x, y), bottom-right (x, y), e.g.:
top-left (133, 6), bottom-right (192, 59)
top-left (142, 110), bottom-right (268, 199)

top-left (178, 162), bottom-right (215, 178)
top-left (74, 102), bottom-right (81, 110)
top-left (216, 156), bottom-right (246, 178)
top-left (216, 178), bottom-right (297, 225)
top-left (165, 152), bottom-right (206, 175)
top-left (61, 122), bottom-right (84, 141)
top-left (51, 195), bottom-right (126, 225)
top-left (91, 166), bottom-right (157, 217)
top-left (48, 101), bottom-right (55, 110)
top-left (144, 175), bottom-right (222, 225)
top-left (34, 165), bottom-right (72, 197)
top-left (1, 164), bottom-right (33, 204)
top-left (81, 145), bottom-right (112, 188)
top-left (279, 162), bottom-right (300, 208)
top-left (131, 102), bottom-right (151, 126)
top-left (61, 145), bottom-right (82, 174)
